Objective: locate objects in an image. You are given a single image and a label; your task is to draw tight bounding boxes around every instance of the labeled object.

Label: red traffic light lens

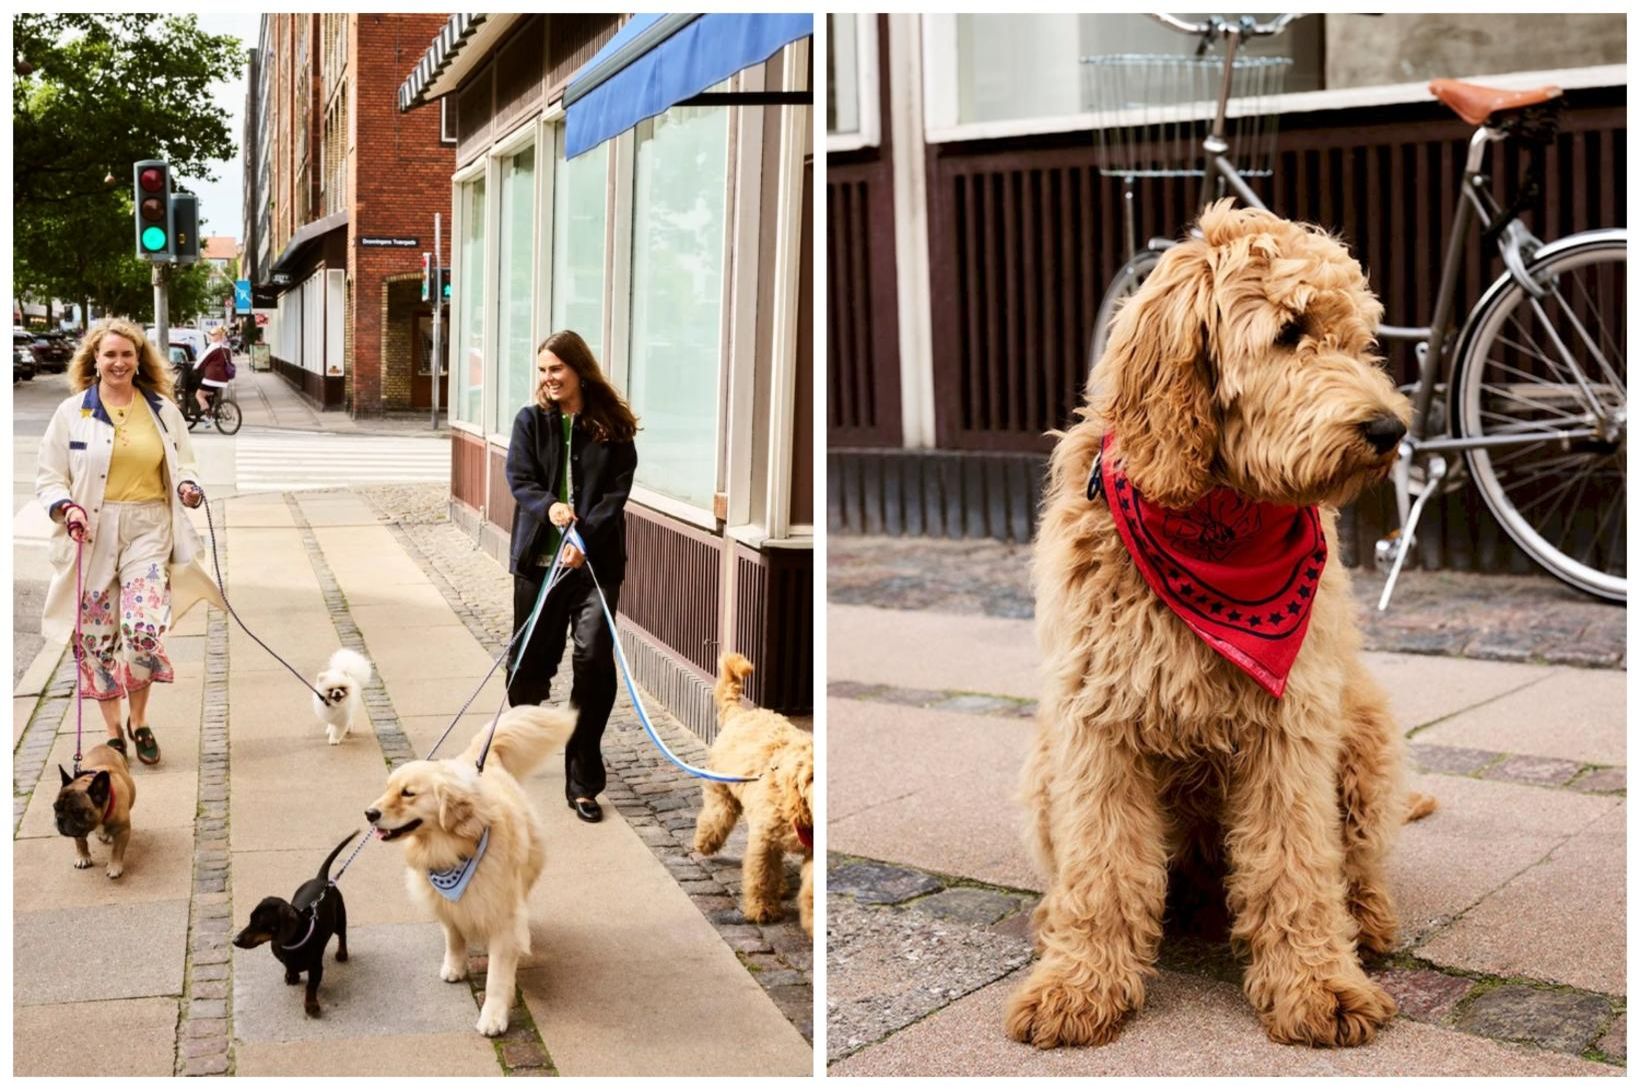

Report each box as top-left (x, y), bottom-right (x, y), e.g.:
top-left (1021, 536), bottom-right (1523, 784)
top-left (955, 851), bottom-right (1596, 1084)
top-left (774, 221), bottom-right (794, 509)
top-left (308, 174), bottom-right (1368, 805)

top-left (140, 197), bottom-right (166, 222)
top-left (139, 167), bottom-right (165, 193)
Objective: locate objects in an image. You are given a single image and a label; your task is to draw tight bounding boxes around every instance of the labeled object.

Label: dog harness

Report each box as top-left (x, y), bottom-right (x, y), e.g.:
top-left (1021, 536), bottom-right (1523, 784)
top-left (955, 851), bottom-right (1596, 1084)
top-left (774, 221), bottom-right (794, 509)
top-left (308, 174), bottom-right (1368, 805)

top-left (1090, 432), bottom-right (1325, 699)
top-left (427, 826), bottom-right (490, 903)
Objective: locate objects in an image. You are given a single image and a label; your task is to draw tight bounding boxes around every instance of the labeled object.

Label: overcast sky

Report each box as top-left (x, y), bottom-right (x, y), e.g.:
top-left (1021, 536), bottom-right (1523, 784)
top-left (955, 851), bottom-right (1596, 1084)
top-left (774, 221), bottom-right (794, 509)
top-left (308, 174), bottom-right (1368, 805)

top-left (175, 12), bottom-right (262, 247)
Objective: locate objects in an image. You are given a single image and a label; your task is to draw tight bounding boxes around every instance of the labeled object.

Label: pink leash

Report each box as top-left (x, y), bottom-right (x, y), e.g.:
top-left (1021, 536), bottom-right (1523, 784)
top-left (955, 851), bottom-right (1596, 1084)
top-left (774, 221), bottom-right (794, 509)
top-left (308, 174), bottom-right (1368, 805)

top-left (65, 504), bottom-right (87, 775)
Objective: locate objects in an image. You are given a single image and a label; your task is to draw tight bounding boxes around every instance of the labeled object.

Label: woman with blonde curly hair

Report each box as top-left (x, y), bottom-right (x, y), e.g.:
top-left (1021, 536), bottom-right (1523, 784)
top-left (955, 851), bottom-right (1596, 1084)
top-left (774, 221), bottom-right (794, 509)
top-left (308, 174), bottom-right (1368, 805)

top-left (504, 330), bottom-right (638, 823)
top-left (36, 318), bottom-right (221, 766)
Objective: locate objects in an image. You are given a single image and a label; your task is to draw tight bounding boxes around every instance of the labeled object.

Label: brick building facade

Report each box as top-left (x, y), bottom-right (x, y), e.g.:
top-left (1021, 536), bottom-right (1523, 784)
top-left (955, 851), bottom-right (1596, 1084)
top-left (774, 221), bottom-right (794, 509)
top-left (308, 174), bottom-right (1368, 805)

top-left (247, 13), bottom-right (455, 415)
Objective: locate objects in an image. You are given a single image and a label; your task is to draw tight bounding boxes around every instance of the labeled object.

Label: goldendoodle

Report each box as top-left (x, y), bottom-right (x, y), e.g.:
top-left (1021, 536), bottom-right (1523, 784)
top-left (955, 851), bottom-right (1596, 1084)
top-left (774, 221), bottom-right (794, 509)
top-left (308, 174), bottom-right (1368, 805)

top-left (694, 653), bottom-right (815, 936)
top-left (1010, 201), bottom-right (1419, 1050)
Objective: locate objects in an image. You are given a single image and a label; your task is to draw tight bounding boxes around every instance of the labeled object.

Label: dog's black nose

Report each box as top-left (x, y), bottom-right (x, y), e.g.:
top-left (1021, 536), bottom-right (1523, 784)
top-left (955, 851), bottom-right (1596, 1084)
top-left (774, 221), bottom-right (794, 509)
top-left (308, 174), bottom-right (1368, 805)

top-left (1360, 413), bottom-right (1407, 455)
top-left (364, 808), bottom-right (380, 823)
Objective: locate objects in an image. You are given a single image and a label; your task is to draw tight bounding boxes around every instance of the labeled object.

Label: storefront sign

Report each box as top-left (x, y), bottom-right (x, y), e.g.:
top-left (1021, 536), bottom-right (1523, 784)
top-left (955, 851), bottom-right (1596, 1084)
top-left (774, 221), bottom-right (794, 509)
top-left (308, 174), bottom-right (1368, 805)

top-left (358, 236), bottom-right (420, 248)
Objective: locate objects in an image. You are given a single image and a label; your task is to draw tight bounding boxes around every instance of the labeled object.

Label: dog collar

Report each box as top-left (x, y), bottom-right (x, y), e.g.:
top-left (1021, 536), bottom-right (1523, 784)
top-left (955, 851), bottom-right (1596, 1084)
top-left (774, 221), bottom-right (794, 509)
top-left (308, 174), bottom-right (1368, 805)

top-left (102, 780), bottom-right (116, 824)
top-left (427, 827), bottom-right (489, 903)
top-left (279, 910), bottom-right (318, 951)
top-left (1094, 431), bottom-right (1325, 699)
top-left (794, 821), bottom-right (813, 850)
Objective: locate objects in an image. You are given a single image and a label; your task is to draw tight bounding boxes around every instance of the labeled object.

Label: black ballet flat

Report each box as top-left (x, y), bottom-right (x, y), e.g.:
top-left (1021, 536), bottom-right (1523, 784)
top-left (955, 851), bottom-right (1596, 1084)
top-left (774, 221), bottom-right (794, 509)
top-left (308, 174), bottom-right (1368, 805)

top-left (569, 798), bottom-right (602, 823)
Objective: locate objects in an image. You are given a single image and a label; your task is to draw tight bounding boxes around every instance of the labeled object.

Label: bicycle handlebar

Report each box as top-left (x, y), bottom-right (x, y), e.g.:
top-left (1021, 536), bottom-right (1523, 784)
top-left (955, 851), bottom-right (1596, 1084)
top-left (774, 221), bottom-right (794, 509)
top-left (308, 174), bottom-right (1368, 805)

top-left (1150, 12), bottom-right (1303, 40)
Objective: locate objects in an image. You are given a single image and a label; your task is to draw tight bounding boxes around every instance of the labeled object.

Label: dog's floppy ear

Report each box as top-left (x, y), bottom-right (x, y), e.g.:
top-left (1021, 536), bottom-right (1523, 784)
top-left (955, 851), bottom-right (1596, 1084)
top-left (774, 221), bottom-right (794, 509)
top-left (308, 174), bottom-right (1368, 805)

top-left (435, 784), bottom-right (485, 841)
top-left (87, 770), bottom-right (111, 808)
top-left (1096, 218), bottom-right (1221, 510)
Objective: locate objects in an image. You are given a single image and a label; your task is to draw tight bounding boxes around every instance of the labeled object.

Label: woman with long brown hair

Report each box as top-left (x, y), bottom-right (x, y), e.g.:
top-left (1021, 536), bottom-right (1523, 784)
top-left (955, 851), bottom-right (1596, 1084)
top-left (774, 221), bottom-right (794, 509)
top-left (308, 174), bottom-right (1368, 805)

top-left (36, 318), bottom-right (221, 767)
top-left (504, 330), bottom-right (638, 822)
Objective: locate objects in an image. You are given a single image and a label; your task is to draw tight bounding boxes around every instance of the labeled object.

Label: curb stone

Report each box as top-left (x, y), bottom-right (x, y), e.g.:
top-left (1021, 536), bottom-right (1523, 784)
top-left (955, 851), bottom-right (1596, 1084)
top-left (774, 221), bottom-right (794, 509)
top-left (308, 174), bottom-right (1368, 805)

top-left (178, 498), bottom-right (234, 1076)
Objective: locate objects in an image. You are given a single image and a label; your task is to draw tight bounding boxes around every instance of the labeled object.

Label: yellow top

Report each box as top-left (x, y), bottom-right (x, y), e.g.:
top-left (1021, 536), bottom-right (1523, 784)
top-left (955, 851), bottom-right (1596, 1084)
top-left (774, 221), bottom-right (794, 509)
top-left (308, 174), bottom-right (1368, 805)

top-left (104, 399), bottom-right (168, 502)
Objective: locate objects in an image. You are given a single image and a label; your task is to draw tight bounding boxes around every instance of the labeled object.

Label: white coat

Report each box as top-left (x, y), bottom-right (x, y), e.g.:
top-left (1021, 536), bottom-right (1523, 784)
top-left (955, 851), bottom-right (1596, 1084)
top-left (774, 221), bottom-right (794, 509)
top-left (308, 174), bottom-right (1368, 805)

top-left (35, 383), bottom-right (225, 641)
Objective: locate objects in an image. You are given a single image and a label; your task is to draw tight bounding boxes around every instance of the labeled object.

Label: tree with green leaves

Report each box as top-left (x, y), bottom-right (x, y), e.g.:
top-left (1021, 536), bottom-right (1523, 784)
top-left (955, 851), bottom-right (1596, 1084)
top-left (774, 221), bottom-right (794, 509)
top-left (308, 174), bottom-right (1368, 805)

top-left (13, 13), bottom-right (242, 325)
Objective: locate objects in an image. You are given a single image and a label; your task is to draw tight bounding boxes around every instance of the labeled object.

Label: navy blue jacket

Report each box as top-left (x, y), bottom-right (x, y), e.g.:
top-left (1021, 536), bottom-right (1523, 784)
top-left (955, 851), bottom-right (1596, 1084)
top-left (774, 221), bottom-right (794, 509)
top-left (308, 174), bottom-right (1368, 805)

top-left (505, 405), bottom-right (637, 583)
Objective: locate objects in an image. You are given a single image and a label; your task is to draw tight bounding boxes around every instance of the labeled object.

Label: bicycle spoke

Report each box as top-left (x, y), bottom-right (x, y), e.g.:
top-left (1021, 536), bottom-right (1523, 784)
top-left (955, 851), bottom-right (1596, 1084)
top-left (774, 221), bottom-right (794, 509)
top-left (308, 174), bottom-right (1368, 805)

top-left (1569, 265), bottom-right (1626, 388)
top-left (1557, 281), bottom-right (1626, 395)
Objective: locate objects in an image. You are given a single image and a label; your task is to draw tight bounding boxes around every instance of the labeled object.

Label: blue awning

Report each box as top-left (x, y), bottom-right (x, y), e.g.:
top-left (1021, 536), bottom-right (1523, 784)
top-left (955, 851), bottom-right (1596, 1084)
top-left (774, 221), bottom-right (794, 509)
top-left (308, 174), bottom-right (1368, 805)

top-left (563, 13), bottom-right (813, 159)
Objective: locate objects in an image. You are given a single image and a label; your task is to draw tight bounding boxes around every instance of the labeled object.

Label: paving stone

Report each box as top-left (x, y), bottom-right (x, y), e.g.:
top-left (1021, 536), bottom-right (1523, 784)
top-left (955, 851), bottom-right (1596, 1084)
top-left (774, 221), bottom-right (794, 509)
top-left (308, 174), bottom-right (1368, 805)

top-left (501, 1040), bottom-right (552, 1068)
top-left (183, 1056), bottom-right (230, 1076)
top-left (827, 893), bottom-right (1031, 1062)
top-left (908, 887), bottom-right (1024, 926)
top-left (1573, 767), bottom-right (1625, 794)
top-left (1596, 1013), bottom-right (1625, 1060)
top-left (1410, 743), bottom-right (1502, 776)
top-left (1370, 967), bottom-right (1475, 1021)
top-left (830, 860), bottom-right (946, 905)
top-left (1455, 985), bottom-right (1611, 1054)
top-left (1481, 755), bottom-right (1585, 788)
top-left (13, 997), bottom-right (179, 1076)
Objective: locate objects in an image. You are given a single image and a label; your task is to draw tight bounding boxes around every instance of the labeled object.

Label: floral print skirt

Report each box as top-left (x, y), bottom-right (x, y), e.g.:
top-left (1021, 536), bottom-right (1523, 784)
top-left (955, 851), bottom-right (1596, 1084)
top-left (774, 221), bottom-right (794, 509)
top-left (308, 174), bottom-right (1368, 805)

top-left (75, 501), bottom-right (175, 700)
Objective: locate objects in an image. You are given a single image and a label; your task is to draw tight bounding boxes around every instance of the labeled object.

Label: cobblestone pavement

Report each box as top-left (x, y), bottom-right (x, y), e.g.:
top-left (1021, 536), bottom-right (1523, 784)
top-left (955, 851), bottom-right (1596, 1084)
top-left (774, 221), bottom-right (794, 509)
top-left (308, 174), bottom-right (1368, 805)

top-left (358, 484), bottom-right (814, 1039)
top-left (826, 854), bottom-right (1626, 1069)
top-left (828, 536), bottom-right (1625, 669)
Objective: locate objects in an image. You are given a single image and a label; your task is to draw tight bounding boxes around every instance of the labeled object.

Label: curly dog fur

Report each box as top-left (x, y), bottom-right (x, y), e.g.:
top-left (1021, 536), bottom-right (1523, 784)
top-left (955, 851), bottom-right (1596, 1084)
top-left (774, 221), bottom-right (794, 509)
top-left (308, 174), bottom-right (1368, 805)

top-left (694, 653), bottom-right (815, 936)
top-left (1009, 202), bottom-right (1420, 1050)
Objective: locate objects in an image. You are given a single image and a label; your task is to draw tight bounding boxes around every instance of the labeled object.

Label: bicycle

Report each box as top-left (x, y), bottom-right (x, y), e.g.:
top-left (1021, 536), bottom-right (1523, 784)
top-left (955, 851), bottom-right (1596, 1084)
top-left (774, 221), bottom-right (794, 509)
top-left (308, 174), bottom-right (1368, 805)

top-left (182, 382), bottom-right (244, 436)
top-left (1084, 13), bottom-right (1626, 608)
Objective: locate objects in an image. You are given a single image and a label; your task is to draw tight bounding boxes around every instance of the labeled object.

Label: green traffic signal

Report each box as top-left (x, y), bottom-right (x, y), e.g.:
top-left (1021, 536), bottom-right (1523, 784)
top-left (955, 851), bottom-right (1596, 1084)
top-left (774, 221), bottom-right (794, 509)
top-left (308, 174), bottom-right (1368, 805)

top-left (141, 226), bottom-right (167, 251)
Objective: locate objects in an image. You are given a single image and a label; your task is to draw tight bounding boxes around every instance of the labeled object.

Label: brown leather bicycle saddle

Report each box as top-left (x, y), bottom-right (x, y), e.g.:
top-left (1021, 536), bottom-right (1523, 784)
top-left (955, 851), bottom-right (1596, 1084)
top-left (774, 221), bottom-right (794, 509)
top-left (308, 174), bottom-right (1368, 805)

top-left (1429, 78), bottom-right (1562, 126)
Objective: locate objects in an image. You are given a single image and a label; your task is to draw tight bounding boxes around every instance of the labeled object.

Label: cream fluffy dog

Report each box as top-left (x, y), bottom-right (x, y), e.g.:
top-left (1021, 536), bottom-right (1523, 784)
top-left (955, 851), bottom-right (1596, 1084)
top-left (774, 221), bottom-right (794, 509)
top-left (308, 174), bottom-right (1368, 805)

top-left (694, 654), bottom-right (815, 936)
top-left (1011, 202), bottom-right (1420, 1050)
top-left (365, 704), bottom-right (575, 1036)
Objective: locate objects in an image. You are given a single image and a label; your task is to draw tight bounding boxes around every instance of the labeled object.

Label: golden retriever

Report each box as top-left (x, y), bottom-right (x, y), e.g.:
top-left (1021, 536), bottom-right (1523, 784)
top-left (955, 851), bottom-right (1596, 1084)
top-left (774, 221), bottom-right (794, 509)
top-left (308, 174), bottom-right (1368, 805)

top-left (694, 653), bottom-right (815, 936)
top-left (365, 704), bottom-right (575, 1036)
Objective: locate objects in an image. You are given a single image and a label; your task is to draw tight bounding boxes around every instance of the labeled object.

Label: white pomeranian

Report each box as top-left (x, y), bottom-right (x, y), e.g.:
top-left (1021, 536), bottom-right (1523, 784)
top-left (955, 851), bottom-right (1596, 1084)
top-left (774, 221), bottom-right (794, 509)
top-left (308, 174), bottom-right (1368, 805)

top-left (313, 648), bottom-right (373, 745)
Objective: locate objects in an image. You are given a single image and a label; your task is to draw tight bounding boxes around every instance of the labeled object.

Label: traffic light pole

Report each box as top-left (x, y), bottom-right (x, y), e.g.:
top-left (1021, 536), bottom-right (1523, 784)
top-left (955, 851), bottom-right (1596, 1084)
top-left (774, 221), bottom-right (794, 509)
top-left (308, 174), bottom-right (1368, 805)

top-left (431, 212), bottom-right (442, 429)
top-left (153, 263), bottom-right (170, 355)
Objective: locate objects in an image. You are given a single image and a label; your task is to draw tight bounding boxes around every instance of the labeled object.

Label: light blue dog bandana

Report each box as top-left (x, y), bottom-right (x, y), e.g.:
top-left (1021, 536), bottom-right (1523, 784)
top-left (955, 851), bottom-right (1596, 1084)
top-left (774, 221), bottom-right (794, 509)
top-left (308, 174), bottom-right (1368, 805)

top-left (427, 827), bottom-right (489, 902)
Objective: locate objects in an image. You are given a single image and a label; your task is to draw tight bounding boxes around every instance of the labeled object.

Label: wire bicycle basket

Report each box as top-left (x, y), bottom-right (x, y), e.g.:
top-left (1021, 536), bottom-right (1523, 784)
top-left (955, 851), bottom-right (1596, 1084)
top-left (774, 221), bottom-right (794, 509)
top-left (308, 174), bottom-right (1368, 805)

top-left (1082, 53), bottom-right (1292, 178)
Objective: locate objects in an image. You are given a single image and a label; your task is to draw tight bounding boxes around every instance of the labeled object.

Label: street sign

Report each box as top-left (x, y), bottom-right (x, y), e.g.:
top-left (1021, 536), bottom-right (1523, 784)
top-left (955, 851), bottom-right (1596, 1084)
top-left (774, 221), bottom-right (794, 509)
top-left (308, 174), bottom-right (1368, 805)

top-left (234, 280), bottom-right (252, 313)
top-left (358, 236), bottom-right (420, 248)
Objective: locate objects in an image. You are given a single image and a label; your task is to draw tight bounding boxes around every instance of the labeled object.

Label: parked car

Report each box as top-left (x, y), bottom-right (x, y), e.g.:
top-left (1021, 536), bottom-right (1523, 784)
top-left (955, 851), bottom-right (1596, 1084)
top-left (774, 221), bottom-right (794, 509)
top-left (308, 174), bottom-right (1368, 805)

top-left (13, 333), bottom-right (36, 383)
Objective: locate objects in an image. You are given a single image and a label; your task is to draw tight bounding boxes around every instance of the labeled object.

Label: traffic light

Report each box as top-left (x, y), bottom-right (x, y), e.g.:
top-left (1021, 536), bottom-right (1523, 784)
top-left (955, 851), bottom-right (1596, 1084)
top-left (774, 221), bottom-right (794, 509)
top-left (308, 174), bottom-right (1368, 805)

top-left (133, 159), bottom-right (174, 261)
top-left (171, 193), bottom-right (199, 264)
top-left (421, 252), bottom-right (432, 301)
top-left (439, 268), bottom-right (452, 302)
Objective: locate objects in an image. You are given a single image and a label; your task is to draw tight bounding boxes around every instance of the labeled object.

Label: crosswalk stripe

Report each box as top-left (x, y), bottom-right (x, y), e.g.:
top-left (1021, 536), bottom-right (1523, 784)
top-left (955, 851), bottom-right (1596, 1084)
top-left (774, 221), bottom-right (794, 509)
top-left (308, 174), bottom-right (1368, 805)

top-left (224, 429), bottom-right (451, 493)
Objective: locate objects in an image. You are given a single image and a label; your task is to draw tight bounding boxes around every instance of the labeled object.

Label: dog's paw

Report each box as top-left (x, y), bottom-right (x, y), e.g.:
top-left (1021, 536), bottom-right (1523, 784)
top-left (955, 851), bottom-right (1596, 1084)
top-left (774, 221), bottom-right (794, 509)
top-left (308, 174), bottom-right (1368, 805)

top-left (1005, 964), bottom-right (1134, 1049)
top-left (1348, 885), bottom-right (1399, 956)
top-left (96, 829), bottom-right (115, 844)
top-left (305, 1001), bottom-right (322, 1019)
top-left (741, 900), bottom-right (784, 925)
top-left (1260, 971), bottom-right (1396, 1048)
top-left (73, 856), bottom-right (93, 870)
top-left (105, 863), bottom-right (123, 879)
top-left (326, 730), bottom-right (340, 746)
top-left (285, 973), bottom-right (301, 986)
top-left (475, 1004), bottom-right (510, 1037)
top-left (440, 959), bottom-right (468, 983)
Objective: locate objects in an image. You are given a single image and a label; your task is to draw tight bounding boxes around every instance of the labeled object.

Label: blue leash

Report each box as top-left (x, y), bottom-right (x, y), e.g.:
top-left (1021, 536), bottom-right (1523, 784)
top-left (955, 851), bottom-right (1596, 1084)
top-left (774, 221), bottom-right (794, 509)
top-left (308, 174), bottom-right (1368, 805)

top-left (565, 526), bottom-right (755, 785)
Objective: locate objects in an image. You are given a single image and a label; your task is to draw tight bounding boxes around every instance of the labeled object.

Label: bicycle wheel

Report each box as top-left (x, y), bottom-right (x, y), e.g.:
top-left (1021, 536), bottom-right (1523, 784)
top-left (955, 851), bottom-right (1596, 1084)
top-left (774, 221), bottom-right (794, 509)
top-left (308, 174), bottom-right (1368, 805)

top-left (213, 397), bottom-right (243, 436)
top-left (1087, 249), bottom-right (1164, 399)
top-left (1452, 231), bottom-right (1626, 602)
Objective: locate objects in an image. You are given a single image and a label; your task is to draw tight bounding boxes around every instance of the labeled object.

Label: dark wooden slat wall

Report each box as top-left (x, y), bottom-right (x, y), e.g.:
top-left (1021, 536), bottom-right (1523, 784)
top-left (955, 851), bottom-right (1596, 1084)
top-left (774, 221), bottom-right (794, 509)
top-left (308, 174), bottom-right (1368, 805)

top-left (733, 544), bottom-right (815, 714)
top-left (826, 16), bottom-right (903, 448)
top-left (620, 505), bottom-right (723, 680)
top-left (451, 429), bottom-right (486, 511)
top-left (831, 91), bottom-right (1626, 573)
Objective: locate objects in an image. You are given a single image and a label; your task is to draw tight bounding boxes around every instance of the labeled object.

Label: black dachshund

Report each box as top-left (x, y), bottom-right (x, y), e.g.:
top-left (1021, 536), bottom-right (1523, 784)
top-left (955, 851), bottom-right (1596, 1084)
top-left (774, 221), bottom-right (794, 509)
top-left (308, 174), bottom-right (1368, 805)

top-left (233, 830), bottom-right (357, 1017)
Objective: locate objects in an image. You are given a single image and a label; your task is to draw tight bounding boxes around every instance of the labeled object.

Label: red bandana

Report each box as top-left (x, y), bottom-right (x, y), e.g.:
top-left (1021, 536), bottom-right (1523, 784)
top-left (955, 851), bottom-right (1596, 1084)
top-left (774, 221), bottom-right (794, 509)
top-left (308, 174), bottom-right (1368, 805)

top-left (1093, 432), bottom-right (1326, 698)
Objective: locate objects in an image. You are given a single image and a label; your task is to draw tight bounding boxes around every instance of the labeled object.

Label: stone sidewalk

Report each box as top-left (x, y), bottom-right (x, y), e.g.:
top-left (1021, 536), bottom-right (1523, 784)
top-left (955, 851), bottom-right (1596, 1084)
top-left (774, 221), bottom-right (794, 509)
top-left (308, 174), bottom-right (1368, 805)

top-left (13, 488), bottom-right (812, 1076)
top-left (825, 549), bottom-right (1625, 1075)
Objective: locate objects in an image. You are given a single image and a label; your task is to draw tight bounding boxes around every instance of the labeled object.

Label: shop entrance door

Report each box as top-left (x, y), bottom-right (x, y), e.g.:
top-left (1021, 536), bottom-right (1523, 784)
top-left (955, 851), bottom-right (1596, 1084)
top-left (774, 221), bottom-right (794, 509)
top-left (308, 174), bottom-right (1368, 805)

top-left (410, 306), bottom-right (450, 411)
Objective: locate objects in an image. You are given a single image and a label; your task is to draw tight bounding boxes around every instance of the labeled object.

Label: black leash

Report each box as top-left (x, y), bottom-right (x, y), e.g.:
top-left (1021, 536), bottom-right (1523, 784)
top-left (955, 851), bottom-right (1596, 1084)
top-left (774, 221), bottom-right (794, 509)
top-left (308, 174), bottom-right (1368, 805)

top-left (195, 486), bottom-right (332, 706)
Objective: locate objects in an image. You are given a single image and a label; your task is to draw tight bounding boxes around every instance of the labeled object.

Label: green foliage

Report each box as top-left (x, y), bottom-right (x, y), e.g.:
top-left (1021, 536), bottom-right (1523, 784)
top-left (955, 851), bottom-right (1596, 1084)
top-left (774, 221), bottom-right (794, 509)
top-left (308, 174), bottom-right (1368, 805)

top-left (13, 13), bottom-right (243, 323)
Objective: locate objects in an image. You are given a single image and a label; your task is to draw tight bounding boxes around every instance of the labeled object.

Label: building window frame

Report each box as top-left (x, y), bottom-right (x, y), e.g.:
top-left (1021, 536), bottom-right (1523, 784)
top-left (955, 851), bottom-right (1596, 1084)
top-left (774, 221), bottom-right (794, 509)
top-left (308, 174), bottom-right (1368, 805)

top-left (439, 96), bottom-right (459, 145)
top-left (485, 120), bottom-right (541, 445)
top-left (826, 13), bottom-right (881, 153)
top-left (449, 156), bottom-right (489, 436)
top-left (919, 14), bottom-right (1626, 145)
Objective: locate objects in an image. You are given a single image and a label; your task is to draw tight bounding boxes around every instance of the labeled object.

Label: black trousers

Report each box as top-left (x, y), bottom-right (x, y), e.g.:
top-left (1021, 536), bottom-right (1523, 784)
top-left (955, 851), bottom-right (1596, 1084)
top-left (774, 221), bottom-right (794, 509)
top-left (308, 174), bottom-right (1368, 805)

top-left (505, 566), bottom-right (619, 802)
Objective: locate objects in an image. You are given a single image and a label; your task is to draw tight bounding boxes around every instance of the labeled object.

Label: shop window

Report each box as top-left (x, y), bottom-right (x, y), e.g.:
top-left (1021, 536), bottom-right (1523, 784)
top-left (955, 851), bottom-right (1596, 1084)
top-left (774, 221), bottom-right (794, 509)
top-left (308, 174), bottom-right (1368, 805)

top-left (549, 133), bottom-right (607, 360)
top-left (627, 104), bottom-right (730, 511)
top-left (454, 175), bottom-right (486, 425)
top-left (493, 144), bottom-right (536, 435)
